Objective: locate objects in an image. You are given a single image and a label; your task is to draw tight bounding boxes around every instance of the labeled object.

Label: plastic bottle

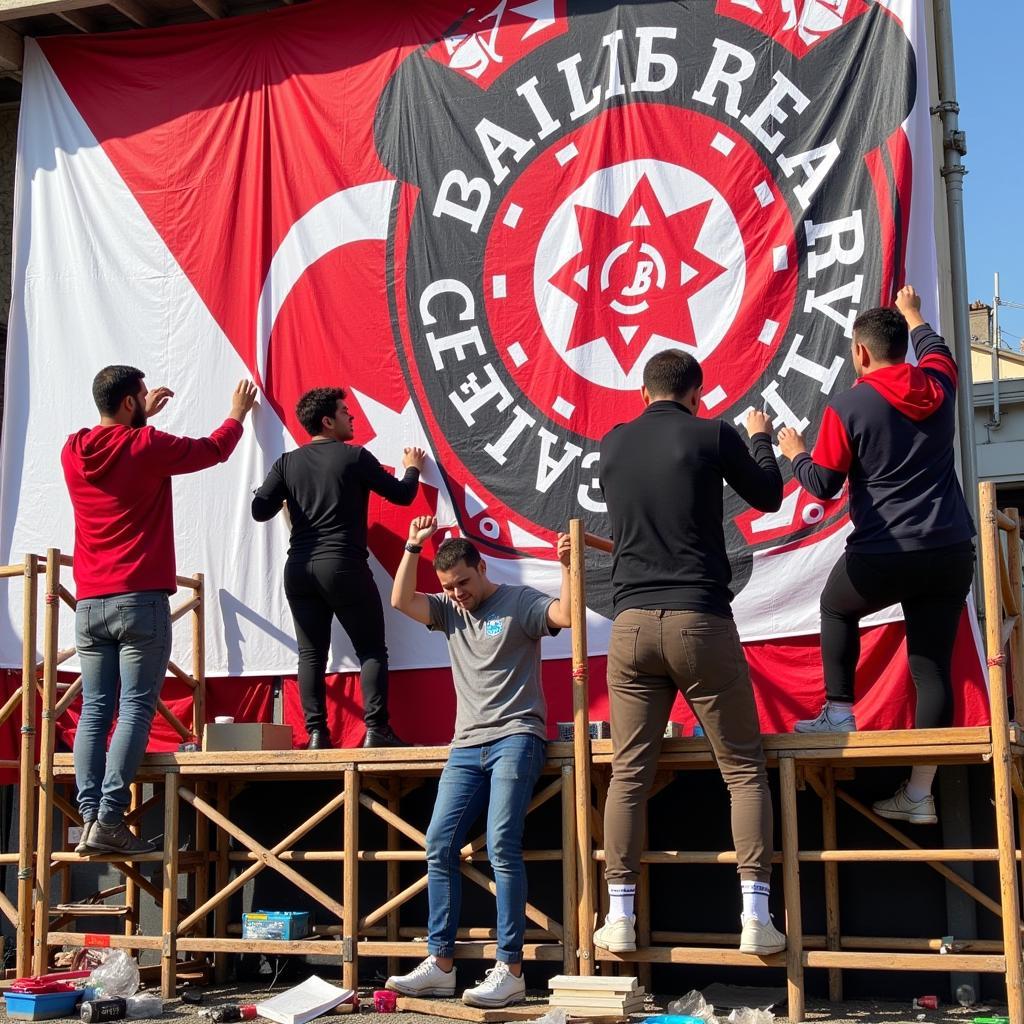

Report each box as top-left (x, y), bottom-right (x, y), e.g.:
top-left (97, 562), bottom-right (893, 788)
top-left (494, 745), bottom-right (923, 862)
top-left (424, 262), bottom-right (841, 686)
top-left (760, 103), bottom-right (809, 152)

top-left (81, 993), bottom-right (164, 1021)
top-left (208, 1005), bottom-right (257, 1023)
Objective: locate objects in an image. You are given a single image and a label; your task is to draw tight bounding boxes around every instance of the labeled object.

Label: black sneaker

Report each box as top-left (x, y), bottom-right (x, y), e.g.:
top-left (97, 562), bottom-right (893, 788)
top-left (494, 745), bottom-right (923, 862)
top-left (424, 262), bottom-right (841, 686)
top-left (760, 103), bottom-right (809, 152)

top-left (85, 820), bottom-right (156, 856)
top-left (363, 726), bottom-right (410, 748)
top-left (74, 820), bottom-right (95, 855)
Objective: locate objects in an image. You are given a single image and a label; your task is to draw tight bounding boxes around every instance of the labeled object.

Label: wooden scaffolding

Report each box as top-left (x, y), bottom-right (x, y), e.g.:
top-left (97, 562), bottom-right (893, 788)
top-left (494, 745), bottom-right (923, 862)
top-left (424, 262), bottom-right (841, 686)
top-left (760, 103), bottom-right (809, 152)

top-left (13, 482), bottom-right (1024, 1022)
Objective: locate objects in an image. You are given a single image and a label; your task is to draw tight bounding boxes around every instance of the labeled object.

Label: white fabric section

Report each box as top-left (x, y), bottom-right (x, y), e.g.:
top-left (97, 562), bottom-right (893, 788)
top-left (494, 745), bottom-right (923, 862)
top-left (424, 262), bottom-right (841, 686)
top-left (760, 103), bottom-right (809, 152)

top-left (0, 42), bottom-right (485, 675)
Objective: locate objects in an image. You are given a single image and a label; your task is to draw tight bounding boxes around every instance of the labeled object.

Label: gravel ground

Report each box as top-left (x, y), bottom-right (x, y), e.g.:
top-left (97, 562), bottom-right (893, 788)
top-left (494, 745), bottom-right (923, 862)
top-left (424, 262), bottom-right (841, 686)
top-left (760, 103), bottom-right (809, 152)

top-left (1, 984), bottom-right (1006, 1024)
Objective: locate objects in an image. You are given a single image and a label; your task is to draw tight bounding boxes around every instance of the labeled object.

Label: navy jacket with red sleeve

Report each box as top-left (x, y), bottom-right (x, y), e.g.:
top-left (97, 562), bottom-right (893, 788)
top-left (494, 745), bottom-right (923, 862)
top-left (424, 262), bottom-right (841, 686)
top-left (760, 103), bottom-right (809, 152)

top-left (792, 323), bottom-right (975, 554)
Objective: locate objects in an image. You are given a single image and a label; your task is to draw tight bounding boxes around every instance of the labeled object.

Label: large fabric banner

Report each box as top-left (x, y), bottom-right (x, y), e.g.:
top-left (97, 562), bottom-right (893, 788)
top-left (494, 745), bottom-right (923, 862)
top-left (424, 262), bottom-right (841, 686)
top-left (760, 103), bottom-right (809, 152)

top-left (2, 0), bottom-right (989, 734)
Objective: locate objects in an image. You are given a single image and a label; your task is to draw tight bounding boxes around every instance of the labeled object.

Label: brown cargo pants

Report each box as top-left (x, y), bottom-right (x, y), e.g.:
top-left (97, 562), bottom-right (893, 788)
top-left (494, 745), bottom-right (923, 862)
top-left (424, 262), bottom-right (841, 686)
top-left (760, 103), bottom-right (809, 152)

top-left (603, 608), bottom-right (773, 884)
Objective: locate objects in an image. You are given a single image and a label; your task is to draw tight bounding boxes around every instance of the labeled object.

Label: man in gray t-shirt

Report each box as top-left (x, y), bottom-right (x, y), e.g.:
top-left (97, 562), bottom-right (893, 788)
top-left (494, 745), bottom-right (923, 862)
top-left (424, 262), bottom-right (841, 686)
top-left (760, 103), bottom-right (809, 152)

top-left (387, 516), bottom-right (571, 1008)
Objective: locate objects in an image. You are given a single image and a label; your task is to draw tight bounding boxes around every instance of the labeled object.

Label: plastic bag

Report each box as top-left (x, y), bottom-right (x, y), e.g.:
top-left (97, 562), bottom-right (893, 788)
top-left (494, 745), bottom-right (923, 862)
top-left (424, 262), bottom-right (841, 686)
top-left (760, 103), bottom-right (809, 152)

top-left (667, 992), bottom-right (719, 1024)
top-left (727, 1009), bottom-right (775, 1024)
top-left (528, 1009), bottom-right (568, 1024)
top-left (88, 950), bottom-right (141, 998)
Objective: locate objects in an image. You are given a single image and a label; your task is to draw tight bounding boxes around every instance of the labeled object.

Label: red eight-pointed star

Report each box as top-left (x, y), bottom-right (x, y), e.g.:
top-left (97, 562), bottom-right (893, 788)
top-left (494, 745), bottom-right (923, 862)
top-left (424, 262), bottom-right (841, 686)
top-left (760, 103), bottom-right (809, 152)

top-left (548, 174), bottom-right (728, 374)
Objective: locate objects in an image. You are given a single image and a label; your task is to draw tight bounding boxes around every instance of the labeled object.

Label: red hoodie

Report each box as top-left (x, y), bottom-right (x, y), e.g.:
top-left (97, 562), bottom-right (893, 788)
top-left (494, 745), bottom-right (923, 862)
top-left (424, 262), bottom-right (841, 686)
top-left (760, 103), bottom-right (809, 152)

top-left (61, 419), bottom-right (243, 599)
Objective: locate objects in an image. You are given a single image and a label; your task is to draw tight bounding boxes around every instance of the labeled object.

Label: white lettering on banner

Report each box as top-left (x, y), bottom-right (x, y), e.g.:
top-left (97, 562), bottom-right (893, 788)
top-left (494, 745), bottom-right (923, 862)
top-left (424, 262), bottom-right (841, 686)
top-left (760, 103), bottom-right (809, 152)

top-left (804, 211), bottom-right (865, 277)
top-left (475, 118), bottom-right (535, 185)
top-left (536, 427), bottom-right (584, 493)
top-left (759, 380), bottom-right (811, 433)
top-left (516, 77), bottom-right (562, 139)
top-left (426, 326), bottom-right (487, 371)
top-left (577, 451), bottom-right (606, 512)
top-left (484, 405), bottom-right (537, 464)
top-left (740, 71), bottom-right (810, 153)
top-left (418, 278), bottom-right (475, 327)
top-left (448, 363), bottom-right (515, 425)
top-left (434, 170), bottom-right (491, 234)
top-left (778, 333), bottom-right (844, 394)
top-left (804, 277), bottom-right (865, 337)
top-left (777, 141), bottom-right (842, 209)
top-left (632, 26), bottom-right (678, 93)
top-left (557, 51), bottom-right (602, 120)
top-left (601, 29), bottom-right (627, 99)
top-left (692, 38), bottom-right (756, 117)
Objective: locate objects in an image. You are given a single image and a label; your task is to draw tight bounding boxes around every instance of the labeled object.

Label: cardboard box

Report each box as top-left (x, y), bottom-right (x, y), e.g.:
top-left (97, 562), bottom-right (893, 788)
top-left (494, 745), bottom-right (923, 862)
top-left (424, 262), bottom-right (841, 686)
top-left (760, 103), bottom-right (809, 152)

top-left (202, 723), bottom-right (293, 752)
top-left (242, 911), bottom-right (311, 940)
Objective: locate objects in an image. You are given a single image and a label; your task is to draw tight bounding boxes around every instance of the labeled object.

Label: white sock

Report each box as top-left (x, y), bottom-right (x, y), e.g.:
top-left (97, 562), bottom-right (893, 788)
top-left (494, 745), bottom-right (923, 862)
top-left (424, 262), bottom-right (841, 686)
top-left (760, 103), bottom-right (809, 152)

top-left (904, 765), bottom-right (938, 803)
top-left (741, 880), bottom-right (771, 925)
top-left (608, 883), bottom-right (635, 921)
top-left (826, 700), bottom-right (854, 718)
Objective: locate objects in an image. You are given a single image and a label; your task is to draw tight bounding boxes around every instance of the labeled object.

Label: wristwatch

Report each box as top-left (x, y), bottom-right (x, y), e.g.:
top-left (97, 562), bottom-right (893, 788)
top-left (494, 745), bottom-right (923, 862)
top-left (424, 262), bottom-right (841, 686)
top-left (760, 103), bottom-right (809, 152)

top-left (404, 542), bottom-right (423, 554)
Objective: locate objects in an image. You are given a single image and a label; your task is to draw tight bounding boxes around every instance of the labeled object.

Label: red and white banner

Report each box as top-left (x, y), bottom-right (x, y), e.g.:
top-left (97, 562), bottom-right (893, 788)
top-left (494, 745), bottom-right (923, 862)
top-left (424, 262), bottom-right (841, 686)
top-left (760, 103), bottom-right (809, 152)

top-left (1, 0), bottom-right (989, 740)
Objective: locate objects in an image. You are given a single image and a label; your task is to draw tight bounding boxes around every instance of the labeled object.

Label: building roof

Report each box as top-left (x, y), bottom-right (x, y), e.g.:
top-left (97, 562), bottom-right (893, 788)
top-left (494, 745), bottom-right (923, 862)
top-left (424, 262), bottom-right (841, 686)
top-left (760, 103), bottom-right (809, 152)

top-left (0, 0), bottom-right (300, 104)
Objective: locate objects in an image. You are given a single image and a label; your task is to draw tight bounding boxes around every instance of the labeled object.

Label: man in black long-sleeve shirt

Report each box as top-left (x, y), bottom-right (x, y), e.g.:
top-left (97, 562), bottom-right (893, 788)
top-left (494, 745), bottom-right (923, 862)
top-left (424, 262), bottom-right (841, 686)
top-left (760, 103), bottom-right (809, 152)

top-left (595, 350), bottom-right (786, 957)
top-left (778, 286), bottom-right (975, 825)
top-left (252, 387), bottom-right (425, 749)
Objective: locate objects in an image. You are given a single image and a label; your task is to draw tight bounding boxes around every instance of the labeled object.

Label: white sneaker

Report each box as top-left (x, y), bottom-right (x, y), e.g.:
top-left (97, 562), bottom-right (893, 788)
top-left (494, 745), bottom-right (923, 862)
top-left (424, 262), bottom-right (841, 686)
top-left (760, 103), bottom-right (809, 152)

top-left (794, 704), bottom-right (856, 734)
top-left (462, 962), bottom-right (526, 1008)
top-left (739, 915), bottom-right (787, 955)
top-left (385, 956), bottom-right (456, 997)
top-left (593, 915), bottom-right (637, 952)
top-left (873, 782), bottom-right (938, 825)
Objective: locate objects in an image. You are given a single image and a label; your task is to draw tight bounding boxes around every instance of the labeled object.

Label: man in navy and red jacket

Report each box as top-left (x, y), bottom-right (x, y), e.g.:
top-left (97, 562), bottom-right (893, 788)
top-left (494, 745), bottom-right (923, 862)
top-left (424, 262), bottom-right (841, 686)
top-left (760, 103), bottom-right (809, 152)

top-left (62, 367), bottom-right (256, 856)
top-left (778, 285), bottom-right (975, 826)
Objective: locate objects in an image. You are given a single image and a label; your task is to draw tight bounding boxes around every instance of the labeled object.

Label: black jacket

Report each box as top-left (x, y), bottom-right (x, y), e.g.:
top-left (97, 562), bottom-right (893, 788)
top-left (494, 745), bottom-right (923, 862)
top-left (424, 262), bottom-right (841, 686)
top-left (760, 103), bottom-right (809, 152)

top-left (599, 401), bottom-right (783, 618)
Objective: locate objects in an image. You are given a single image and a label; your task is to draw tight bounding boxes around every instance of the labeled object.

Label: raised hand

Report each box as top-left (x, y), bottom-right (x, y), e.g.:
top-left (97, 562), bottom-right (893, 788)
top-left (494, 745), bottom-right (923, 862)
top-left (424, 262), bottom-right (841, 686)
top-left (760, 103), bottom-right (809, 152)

top-left (777, 426), bottom-right (807, 460)
top-left (230, 380), bottom-right (258, 422)
top-left (895, 284), bottom-right (925, 328)
top-left (144, 386), bottom-right (174, 418)
top-left (403, 446), bottom-right (427, 472)
top-left (408, 515), bottom-right (438, 546)
top-left (745, 409), bottom-right (774, 438)
top-left (556, 532), bottom-right (571, 568)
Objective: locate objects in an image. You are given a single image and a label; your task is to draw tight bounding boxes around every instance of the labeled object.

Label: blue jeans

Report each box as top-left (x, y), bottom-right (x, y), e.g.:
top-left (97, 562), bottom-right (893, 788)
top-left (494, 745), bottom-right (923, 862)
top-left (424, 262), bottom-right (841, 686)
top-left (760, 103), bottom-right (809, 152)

top-left (425, 733), bottom-right (545, 964)
top-left (73, 591), bottom-right (173, 824)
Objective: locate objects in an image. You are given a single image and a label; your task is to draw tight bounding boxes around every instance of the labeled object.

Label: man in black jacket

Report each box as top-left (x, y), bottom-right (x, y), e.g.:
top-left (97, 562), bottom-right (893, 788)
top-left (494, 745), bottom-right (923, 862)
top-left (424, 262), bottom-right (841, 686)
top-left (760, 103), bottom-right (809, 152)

top-left (252, 387), bottom-right (425, 749)
top-left (779, 285), bottom-right (975, 825)
top-left (596, 350), bottom-right (785, 956)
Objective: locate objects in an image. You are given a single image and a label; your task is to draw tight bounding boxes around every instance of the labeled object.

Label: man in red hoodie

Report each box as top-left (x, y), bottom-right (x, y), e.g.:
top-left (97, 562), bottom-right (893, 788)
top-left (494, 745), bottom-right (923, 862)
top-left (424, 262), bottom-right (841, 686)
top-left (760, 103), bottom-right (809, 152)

top-left (778, 286), bottom-right (975, 825)
top-left (62, 366), bottom-right (257, 855)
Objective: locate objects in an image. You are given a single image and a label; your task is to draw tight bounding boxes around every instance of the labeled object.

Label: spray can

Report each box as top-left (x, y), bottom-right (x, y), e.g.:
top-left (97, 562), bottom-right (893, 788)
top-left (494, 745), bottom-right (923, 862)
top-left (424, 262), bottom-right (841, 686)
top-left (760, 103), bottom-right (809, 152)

top-left (81, 999), bottom-right (128, 1022)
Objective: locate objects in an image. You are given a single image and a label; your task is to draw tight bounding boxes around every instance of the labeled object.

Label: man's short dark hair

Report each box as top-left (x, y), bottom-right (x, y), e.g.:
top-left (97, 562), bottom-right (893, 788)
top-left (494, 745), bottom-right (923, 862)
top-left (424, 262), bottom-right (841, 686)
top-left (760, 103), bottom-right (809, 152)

top-left (434, 537), bottom-right (482, 573)
top-left (852, 307), bottom-right (909, 363)
top-left (642, 350), bottom-right (703, 399)
top-left (92, 365), bottom-right (145, 416)
top-left (296, 387), bottom-right (346, 437)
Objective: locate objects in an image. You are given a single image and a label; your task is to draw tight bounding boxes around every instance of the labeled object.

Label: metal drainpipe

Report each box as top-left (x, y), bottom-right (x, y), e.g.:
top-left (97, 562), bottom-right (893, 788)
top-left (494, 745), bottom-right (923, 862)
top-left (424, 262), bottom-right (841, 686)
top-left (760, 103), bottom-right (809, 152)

top-left (932, 0), bottom-right (980, 534)
top-left (990, 271), bottom-right (1001, 429)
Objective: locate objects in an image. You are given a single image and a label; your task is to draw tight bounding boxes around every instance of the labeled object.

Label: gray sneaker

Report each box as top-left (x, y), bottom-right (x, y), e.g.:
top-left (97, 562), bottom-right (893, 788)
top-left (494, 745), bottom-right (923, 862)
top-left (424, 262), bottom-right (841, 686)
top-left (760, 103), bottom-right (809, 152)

top-left (84, 820), bottom-right (156, 856)
top-left (873, 782), bottom-right (938, 825)
top-left (794, 704), bottom-right (856, 734)
top-left (74, 820), bottom-right (95, 855)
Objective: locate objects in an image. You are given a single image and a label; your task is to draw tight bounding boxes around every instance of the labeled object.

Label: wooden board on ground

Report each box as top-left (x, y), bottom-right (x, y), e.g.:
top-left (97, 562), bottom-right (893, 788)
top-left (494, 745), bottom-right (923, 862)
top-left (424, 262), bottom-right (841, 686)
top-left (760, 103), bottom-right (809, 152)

top-left (394, 997), bottom-right (626, 1023)
top-left (547, 977), bottom-right (639, 992)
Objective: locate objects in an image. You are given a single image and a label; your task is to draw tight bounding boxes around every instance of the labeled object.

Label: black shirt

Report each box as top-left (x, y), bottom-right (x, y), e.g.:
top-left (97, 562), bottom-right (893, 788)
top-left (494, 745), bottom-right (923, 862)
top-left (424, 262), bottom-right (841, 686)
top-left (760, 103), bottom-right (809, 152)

top-left (599, 401), bottom-right (783, 618)
top-left (251, 441), bottom-right (419, 564)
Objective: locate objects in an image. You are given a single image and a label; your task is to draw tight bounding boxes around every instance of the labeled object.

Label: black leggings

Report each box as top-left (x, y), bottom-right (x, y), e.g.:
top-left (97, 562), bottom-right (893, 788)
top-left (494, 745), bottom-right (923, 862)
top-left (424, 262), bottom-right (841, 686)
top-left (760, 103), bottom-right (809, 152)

top-left (284, 560), bottom-right (389, 732)
top-left (820, 544), bottom-right (975, 728)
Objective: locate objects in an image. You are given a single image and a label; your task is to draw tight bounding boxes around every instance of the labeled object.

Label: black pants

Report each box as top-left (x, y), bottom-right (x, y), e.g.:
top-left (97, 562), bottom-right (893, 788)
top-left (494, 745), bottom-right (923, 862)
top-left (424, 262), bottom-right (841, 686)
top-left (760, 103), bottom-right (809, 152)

top-left (820, 543), bottom-right (975, 727)
top-left (284, 559), bottom-right (390, 732)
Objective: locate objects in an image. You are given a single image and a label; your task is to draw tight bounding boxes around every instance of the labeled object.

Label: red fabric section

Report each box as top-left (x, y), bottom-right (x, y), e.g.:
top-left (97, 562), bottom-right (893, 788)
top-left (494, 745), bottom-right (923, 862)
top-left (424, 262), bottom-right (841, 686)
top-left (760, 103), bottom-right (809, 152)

top-left (857, 363), bottom-right (947, 421)
top-left (282, 612), bottom-right (990, 748)
top-left (864, 144), bottom-right (895, 305)
top-left (61, 420), bottom-right (243, 598)
top-left (810, 406), bottom-right (854, 474)
top-left (919, 351), bottom-right (959, 386)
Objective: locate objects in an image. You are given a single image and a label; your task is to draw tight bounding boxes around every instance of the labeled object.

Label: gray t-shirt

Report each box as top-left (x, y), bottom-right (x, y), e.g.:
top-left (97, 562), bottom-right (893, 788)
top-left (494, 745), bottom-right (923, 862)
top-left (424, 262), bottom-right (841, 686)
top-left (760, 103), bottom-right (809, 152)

top-left (426, 584), bottom-right (558, 747)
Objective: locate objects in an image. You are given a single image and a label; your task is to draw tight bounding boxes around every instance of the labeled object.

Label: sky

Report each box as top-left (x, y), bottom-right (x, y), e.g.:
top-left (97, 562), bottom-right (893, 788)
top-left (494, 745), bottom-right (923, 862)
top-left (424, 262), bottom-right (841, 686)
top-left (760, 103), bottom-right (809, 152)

top-left (954, 0), bottom-right (1024, 348)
